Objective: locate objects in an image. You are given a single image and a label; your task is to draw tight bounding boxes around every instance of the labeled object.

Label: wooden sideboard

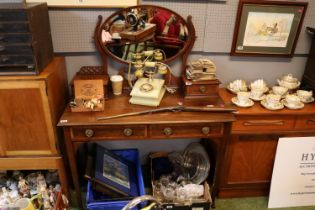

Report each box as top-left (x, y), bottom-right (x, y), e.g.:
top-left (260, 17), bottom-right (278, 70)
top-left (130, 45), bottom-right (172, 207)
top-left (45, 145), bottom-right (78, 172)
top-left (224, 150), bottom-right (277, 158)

top-left (58, 94), bottom-right (235, 208)
top-left (0, 57), bottom-right (70, 199)
top-left (218, 88), bottom-right (315, 198)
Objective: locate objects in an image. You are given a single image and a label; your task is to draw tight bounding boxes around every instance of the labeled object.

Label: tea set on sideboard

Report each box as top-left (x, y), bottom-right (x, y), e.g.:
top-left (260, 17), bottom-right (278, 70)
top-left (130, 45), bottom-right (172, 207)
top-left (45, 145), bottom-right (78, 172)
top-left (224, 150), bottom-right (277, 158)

top-left (227, 74), bottom-right (314, 110)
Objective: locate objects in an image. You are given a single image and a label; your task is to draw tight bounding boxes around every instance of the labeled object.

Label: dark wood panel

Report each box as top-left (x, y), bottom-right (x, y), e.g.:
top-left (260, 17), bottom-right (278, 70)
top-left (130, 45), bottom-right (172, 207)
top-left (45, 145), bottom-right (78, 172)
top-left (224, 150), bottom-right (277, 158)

top-left (226, 135), bottom-right (278, 184)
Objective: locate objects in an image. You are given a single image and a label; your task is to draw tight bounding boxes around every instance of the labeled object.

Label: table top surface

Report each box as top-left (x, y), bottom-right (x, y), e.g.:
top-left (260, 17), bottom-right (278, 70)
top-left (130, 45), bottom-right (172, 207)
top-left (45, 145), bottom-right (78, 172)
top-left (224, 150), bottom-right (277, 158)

top-left (58, 91), bottom-right (236, 126)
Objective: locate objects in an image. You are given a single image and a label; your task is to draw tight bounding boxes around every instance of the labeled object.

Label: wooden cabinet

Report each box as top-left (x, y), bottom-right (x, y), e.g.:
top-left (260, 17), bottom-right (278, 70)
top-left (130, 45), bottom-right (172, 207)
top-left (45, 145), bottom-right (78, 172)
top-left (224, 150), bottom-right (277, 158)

top-left (219, 89), bottom-right (315, 198)
top-left (0, 57), bottom-right (70, 199)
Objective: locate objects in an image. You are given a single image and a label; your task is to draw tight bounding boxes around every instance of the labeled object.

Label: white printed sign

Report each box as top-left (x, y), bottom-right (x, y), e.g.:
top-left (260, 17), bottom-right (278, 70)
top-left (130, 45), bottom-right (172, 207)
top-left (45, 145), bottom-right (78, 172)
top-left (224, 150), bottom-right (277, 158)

top-left (268, 137), bottom-right (315, 208)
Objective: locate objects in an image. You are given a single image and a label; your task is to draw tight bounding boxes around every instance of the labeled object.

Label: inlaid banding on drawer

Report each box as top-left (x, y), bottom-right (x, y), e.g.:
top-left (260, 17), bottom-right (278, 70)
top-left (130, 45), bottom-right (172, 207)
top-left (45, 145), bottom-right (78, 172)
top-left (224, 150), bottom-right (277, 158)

top-left (295, 116), bottom-right (315, 130)
top-left (71, 125), bottom-right (147, 140)
top-left (149, 123), bottom-right (223, 138)
top-left (233, 116), bottom-right (295, 132)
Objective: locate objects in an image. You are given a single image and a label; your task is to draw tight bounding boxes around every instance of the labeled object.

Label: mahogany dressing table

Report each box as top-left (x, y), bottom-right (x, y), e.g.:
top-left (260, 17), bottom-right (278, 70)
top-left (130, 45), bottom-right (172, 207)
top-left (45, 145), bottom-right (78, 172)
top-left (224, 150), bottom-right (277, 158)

top-left (58, 93), bottom-right (235, 208)
top-left (58, 5), bottom-right (236, 208)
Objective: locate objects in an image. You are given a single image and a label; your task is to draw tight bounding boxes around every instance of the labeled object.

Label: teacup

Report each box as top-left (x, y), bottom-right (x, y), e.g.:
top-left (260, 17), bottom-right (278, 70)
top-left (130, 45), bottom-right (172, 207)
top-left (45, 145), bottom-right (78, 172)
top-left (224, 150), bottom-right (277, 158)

top-left (265, 94), bottom-right (281, 107)
top-left (250, 79), bottom-right (267, 91)
top-left (250, 89), bottom-right (264, 99)
top-left (285, 94), bottom-right (301, 106)
top-left (272, 86), bottom-right (288, 96)
top-left (236, 91), bottom-right (250, 104)
top-left (296, 90), bottom-right (312, 100)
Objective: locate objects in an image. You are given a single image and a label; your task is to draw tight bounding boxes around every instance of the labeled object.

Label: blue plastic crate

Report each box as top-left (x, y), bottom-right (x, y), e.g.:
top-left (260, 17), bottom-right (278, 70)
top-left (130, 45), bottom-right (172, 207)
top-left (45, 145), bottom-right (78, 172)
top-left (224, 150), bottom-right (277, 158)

top-left (86, 149), bottom-right (145, 210)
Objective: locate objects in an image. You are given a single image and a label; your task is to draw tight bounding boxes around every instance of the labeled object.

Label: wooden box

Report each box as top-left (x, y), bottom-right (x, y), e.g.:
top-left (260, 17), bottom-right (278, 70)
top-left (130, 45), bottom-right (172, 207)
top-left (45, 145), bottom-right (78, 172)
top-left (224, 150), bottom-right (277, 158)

top-left (182, 75), bottom-right (221, 99)
top-left (71, 79), bottom-right (105, 112)
top-left (119, 23), bottom-right (156, 41)
top-left (70, 66), bottom-right (109, 99)
top-left (0, 3), bottom-right (53, 75)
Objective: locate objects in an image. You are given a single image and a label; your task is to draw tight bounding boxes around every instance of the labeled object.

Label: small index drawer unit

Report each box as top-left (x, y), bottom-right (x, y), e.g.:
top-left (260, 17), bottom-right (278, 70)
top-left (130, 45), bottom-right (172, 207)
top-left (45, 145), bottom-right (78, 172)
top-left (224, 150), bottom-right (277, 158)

top-left (0, 3), bottom-right (53, 75)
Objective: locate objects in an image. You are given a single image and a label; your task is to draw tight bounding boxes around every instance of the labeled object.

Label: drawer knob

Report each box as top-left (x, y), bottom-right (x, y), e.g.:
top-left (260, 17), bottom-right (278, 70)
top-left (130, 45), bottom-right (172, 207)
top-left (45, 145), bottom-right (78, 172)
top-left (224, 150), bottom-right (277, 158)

top-left (85, 129), bottom-right (94, 138)
top-left (163, 127), bottom-right (173, 136)
top-left (201, 126), bottom-right (210, 135)
top-left (123, 128), bottom-right (133, 136)
top-left (199, 86), bottom-right (207, 93)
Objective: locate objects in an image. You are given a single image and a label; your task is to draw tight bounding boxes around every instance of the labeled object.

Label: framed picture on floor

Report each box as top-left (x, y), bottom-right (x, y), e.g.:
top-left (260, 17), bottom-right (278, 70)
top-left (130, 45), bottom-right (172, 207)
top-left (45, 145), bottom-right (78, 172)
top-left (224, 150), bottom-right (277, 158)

top-left (230, 0), bottom-right (308, 57)
top-left (93, 145), bottom-right (138, 197)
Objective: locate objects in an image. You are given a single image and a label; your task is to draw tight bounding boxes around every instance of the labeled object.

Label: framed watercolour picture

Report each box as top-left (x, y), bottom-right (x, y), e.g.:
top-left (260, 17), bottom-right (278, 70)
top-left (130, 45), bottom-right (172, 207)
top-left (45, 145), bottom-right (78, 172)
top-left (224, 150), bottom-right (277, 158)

top-left (231, 0), bottom-right (308, 57)
top-left (93, 145), bottom-right (138, 197)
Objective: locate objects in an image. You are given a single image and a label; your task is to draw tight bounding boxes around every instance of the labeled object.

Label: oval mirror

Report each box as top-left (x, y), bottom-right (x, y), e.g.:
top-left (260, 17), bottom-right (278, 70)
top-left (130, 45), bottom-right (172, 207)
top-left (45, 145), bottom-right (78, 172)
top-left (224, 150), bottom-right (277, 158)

top-left (94, 5), bottom-right (195, 67)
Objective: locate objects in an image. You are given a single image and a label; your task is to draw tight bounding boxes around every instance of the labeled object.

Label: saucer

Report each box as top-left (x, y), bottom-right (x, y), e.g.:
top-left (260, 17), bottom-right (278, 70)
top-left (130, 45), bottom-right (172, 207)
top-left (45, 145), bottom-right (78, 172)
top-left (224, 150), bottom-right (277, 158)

top-left (227, 86), bottom-right (247, 95)
top-left (250, 86), bottom-right (269, 93)
top-left (281, 99), bottom-right (304, 110)
top-left (260, 99), bottom-right (284, 110)
top-left (300, 96), bottom-right (314, 103)
top-left (231, 97), bottom-right (254, 108)
top-left (226, 86), bottom-right (238, 94)
top-left (249, 94), bottom-right (266, 101)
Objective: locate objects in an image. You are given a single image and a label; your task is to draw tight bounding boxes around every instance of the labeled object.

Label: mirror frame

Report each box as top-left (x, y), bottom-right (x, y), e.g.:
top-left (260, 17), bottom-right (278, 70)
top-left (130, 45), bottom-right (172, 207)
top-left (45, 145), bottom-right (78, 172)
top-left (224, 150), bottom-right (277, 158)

top-left (94, 5), bottom-right (196, 76)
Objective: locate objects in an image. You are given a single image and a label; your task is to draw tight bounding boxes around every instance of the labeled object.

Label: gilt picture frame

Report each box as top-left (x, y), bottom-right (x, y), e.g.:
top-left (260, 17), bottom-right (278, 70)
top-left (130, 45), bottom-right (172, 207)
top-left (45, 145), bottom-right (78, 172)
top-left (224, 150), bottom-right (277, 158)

top-left (231, 0), bottom-right (308, 57)
top-left (25, 0), bottom-right (138, 8)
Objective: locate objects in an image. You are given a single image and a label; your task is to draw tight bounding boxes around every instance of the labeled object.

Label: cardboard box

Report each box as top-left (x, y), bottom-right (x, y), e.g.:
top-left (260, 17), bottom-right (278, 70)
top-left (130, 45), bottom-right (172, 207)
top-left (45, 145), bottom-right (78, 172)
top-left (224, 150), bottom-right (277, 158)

top-left (150, 152), bottom-right (212, 210)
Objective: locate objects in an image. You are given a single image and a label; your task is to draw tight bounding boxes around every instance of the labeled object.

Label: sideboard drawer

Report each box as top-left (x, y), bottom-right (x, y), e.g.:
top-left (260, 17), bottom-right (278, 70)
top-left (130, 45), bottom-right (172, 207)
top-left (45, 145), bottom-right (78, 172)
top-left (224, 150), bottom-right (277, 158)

top-left (233, 116), bottom-right (295, 132)
top-left (149, 123), bottom-right (223, 138)
top-left (295, 116), bottom-right (315, 130)
top-left (71, 125), bottom-right (147, 140)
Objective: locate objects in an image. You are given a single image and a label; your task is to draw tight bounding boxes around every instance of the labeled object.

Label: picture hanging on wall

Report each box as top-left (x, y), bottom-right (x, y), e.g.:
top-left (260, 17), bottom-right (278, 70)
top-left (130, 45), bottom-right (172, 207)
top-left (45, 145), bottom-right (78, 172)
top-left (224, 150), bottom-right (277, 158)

top-left (230, 0), bottom-right (308, 57)
top-left (25, 0), bottom-right (138, 8)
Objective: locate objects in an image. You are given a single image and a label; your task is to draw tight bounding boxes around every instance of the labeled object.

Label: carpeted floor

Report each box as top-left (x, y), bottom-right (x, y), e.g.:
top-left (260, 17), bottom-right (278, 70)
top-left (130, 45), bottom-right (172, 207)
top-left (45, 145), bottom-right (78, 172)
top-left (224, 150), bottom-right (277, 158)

top-left (215, 197), bottom-right (314, 210)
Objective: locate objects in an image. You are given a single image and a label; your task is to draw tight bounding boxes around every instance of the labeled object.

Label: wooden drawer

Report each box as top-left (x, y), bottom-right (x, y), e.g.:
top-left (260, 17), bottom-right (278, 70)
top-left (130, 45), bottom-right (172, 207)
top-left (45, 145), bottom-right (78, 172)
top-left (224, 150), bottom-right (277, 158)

top-left (233, 116), bottom-right (295, 132)
top-left (149, 123), bottom-right (223, 138)
top-left (0, 10), bottom-right (27, 21)
top-left (295, 115), bottom-right (315, 130)
top-left (0, 22), bottom-right (29, 33)
top-left (182, 76), bottom-right (220, 98)
top-left (186, 83), bottom-right (219, 96)
top-left (71, 125), bottom-right (147, 140)
top-left (0, 55), bottom-right (34, 66)
top-left (0, 33), bottom-right (32, 44)
top-left (0, 43), bottom-right (32, 55)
